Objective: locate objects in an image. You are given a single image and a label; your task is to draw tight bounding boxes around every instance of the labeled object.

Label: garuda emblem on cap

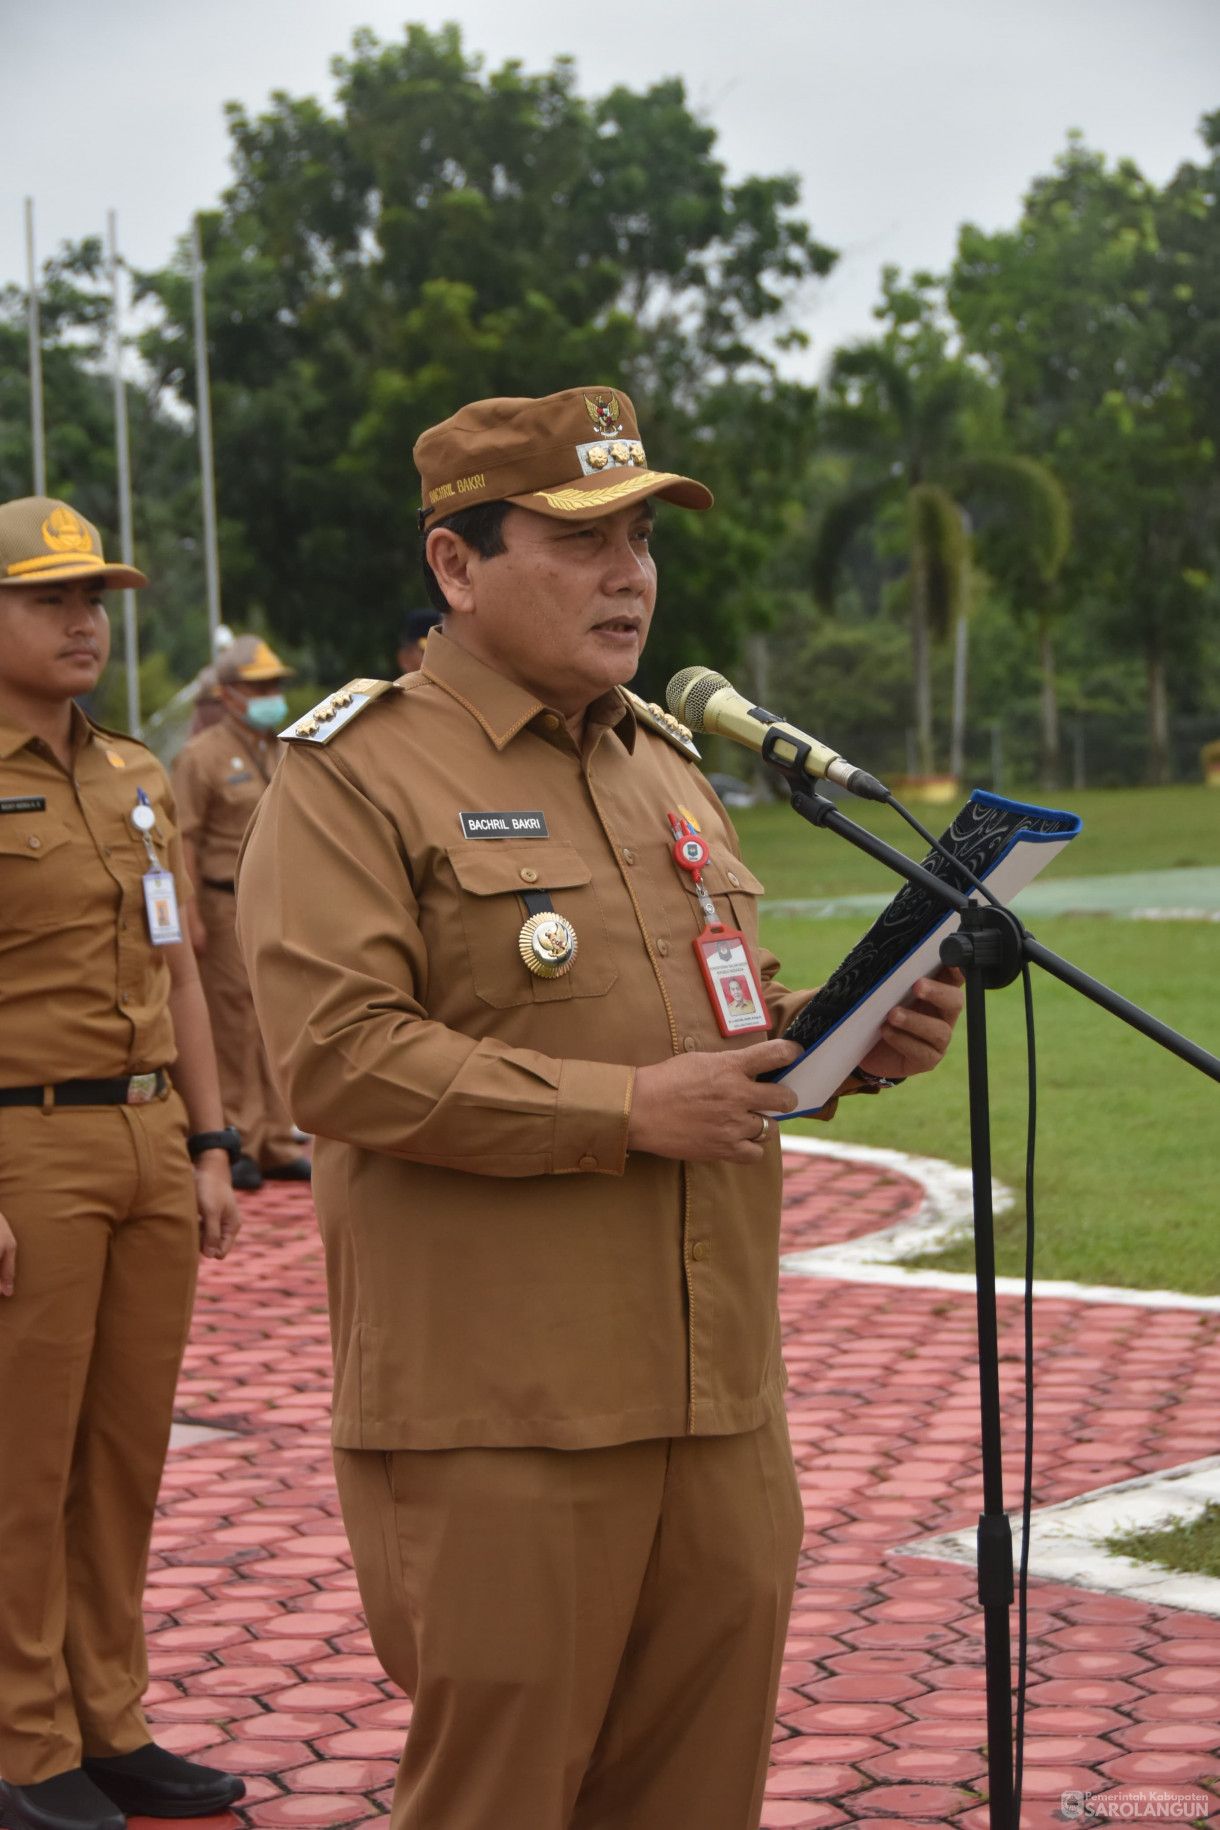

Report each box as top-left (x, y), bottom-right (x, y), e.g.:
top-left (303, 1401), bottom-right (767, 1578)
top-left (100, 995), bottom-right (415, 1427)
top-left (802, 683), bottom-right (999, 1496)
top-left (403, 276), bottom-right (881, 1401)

top-left (584, 392), bottom-right (622, 438)
top-left (41, 506), bottom-right (93, 554)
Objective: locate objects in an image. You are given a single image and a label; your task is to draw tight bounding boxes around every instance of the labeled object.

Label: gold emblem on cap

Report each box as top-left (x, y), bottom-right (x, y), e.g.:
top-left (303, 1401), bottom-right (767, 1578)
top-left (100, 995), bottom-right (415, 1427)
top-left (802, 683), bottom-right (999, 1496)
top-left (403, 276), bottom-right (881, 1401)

top-left (587, 445), bottom-right (610, 469)
top-left (584, 392), bottom-right (622, 438)
top-left (630, 442), bottom-right (645, 465)
top-left (41, 506), bottom-right (93, 554)
top-left (518, 911), bottom-right (578, 978)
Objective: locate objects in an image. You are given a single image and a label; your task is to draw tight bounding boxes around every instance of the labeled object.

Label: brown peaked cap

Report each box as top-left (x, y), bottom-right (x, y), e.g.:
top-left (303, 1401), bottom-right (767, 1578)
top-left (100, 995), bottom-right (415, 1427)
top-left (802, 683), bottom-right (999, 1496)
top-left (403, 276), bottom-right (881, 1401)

top-left (414, 386), bottom-right (713, 527)
top-left (0, 496), bottom-right (147, 590)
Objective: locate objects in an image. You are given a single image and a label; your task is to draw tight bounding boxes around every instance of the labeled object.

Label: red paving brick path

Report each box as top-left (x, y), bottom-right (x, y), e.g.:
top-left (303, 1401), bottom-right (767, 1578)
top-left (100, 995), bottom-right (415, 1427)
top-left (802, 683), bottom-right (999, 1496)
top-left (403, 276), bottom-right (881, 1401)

top-left (137, 1154), bottom-right (1220, 1830)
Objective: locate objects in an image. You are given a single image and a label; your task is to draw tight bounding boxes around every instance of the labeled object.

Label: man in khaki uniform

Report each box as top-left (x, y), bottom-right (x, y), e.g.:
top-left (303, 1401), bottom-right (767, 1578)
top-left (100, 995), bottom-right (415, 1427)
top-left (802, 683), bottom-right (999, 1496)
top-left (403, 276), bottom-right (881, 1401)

top-left (237, 389), bottom-right (962, 1830)
top-left (174, 635), bottom-right (309, 1191)
top-left (0, 499), bottom-right (246, 1830)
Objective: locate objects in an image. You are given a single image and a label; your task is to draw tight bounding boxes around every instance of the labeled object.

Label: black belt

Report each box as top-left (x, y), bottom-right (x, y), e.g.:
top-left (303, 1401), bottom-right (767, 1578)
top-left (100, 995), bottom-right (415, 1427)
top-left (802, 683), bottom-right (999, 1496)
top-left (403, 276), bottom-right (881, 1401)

top-left (0, 1070), bottom-right (169, 1108)
top-left (202, 878), bottom-right (236, 893)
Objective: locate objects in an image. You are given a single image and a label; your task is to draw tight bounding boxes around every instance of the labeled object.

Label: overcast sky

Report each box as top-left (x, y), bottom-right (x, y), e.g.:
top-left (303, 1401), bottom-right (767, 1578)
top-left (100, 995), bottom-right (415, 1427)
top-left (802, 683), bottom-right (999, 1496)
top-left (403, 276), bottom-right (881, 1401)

top-left (3, 0), bottom-right (1218, 375)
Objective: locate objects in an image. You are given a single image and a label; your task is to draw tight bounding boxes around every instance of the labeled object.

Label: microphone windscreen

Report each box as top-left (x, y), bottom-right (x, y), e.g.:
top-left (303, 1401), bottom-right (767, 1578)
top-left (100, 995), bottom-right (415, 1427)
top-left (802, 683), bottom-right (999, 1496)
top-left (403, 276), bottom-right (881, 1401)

top-left (666, 666), bottom-right (730, 731)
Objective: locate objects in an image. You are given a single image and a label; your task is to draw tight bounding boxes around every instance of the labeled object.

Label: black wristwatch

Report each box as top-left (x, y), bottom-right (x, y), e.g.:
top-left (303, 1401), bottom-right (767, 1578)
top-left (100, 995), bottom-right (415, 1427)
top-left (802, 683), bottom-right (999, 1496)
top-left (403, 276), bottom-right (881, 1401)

top-left (187, 1126), bottom-right (242, 1165)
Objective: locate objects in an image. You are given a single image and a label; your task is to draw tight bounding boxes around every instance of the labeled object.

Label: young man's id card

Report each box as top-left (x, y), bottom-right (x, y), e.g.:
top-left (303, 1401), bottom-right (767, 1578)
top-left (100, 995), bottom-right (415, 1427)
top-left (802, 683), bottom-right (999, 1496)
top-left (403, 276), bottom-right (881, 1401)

top-left (693, 923), bottom-right (769, 1037)
top-left (143, 869), bottom-right (183, 946)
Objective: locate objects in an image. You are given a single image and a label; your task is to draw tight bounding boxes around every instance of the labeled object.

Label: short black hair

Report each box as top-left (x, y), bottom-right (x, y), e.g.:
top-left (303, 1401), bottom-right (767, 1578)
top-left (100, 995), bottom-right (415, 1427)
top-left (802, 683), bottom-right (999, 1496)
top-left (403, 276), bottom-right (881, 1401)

top-left (400, 607), bottom-right (442, 645)
top-left (420, 501), bottom-right (512, 615)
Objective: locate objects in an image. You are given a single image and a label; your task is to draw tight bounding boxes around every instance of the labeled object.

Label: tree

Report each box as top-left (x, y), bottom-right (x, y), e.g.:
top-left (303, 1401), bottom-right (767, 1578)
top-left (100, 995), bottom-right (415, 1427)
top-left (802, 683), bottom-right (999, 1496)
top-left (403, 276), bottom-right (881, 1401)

top-left (811, 271), bottom-right (1068, 777)
top-left (950, 131), bottom-right (1218, 784)
top-left (0, 240), bottom-right (208, 723)
top-left (138, 23), bottom-right (835, 682)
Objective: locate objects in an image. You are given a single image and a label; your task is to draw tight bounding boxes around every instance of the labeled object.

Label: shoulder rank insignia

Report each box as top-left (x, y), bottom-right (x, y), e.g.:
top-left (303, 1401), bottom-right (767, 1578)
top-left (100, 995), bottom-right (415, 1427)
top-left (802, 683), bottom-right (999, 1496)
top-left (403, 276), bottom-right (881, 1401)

top-left (282, 679), bottom-right (393, 745)
top-left (622, 689), bottom-right (701, 761)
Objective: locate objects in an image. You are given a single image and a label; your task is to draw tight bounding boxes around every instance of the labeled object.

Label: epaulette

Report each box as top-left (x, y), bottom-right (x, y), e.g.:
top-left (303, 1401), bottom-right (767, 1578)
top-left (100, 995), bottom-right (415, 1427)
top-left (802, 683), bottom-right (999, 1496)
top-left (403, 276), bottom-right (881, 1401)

top-left (282, 679), bottom-right (394, 745)
top-left (622, 689), bottom-right (701, 761)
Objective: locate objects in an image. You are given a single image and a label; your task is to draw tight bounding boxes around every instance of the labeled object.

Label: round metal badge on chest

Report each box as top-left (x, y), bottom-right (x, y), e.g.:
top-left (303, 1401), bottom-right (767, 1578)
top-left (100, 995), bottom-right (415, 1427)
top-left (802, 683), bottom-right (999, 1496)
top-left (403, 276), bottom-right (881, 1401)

top-left (518, 911), bottom-right (579, 979)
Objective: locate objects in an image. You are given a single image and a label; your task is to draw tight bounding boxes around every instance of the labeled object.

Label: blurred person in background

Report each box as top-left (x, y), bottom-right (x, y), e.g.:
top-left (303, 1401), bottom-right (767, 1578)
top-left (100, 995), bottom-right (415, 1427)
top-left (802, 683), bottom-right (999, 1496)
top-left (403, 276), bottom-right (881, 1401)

top-left (0, 496), bottom-right (244, 1830)
top-left (395, 606), bottom-right (441, 675)
top-left (173, 636), bottom-right (311, 1192)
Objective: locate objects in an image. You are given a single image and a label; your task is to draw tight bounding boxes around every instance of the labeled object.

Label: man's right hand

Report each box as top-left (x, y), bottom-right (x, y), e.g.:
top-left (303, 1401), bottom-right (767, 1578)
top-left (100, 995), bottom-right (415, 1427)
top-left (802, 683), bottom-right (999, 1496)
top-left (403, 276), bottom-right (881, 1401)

top-left (627, 1038), bottom-right (802, 1165)
top-left (0, 1211), bottom-right (15, 1297)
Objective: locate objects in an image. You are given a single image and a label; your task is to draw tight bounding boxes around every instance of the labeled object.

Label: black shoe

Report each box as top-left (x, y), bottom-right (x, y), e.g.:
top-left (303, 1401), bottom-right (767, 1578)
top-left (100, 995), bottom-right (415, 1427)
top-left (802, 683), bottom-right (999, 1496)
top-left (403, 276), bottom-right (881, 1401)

top-left (261, 1156), bottom-right (311, 1181)
top-left (0, 1770), bottom-right (125, 1830)
top-left (230, 1154), bottom-right (264, 1192)
top-left (83, 1744), bottom-right (245, 1819)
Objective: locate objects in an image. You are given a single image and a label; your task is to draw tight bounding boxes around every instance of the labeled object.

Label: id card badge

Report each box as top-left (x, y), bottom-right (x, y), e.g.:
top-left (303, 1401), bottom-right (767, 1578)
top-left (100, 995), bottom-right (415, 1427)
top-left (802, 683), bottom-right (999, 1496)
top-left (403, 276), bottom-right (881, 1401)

top-left (143, 869), bottom-right (183, 946)
top-left (693, 922), bottom-right (770, 1037)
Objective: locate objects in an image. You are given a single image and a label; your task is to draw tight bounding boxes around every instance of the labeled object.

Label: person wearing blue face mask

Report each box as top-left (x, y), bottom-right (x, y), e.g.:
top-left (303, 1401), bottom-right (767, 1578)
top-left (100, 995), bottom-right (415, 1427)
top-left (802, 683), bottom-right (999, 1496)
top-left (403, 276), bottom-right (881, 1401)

top-left (172, 636), bottom-right (311, 1191)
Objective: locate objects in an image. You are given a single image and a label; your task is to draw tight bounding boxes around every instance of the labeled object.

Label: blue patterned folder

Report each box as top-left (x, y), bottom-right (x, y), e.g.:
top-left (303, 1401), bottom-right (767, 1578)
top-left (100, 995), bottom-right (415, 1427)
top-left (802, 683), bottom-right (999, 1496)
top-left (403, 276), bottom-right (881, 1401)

top-left (771, 791), bottom-right (1082, 1117)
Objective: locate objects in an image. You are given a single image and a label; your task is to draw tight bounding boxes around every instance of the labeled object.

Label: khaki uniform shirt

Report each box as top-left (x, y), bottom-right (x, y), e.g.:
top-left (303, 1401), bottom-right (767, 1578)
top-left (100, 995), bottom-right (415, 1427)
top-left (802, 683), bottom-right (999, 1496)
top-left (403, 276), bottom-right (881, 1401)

top-left (0, 706), bottom-right (189, 1085)
top-left (237, 633), bottom-right (832, 1453)
top-left (173, 716), bottom-right (279, 884)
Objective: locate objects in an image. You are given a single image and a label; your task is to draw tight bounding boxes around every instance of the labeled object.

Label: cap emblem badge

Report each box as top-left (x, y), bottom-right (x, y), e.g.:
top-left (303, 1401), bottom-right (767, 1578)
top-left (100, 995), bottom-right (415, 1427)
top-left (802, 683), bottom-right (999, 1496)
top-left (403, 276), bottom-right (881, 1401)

top-left (584, 392), bottom-right (622, 438)
top-left (41, 506), bottom-right (93, 554)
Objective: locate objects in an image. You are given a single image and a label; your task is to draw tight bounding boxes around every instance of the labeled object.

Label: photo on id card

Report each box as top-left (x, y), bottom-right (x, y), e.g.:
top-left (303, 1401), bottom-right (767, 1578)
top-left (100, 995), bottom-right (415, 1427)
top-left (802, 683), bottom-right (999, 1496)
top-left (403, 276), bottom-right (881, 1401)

top-left (697, 931), bottom-right (767, 1034)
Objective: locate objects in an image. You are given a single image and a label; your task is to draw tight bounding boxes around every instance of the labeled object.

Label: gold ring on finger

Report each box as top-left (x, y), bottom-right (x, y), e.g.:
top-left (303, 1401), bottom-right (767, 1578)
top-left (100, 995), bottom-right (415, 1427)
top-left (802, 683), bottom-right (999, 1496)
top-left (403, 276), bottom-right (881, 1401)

top-left (754, 1114), bottom-right (770, 1143)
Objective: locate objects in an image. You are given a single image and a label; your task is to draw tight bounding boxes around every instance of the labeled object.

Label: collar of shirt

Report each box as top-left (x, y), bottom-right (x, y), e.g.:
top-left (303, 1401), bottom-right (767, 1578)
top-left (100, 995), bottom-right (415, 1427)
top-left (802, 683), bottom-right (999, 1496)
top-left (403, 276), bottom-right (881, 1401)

top-left (420, 628), bottom-right (637, 755)
top-left (0, 700), bottom-right (95, 764)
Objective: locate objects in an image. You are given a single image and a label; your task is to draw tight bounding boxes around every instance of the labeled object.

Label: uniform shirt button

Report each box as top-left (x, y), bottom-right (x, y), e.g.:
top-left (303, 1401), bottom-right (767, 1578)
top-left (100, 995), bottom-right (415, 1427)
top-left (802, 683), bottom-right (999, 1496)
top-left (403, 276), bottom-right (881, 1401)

top-left (578, 1154), bottom-right (599, 1171)
top-left (520, 867), bottom-right (539, 884)
top-left (622, 847), bottom-right (635, 865)
top-left (655, 938), bottom-right (669, 957)
top-left (27, 834), bottom-right (40, 849)
top-left (120, 993), bottom-right (130, 1005)
top-left (683, 1035), bottom-right (697, 1052)
top-left (727, 871), bottom-right (740, 887)
top-left (542, 713), bottom-right (561, 731)
top-left (691, 1241), bottom-right (708, 1261)
top-left (103, 846), bottom-right (111, 856)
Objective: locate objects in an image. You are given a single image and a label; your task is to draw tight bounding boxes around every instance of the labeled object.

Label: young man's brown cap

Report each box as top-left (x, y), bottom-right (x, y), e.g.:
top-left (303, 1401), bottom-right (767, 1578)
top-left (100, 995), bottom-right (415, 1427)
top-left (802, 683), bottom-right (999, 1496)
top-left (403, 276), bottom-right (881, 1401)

top-left (414, 386), bottom-right (713, 529)
top-left (215, 635), bottom-right (294, 684)
top-left (0, 496), bottom-right (148, 590)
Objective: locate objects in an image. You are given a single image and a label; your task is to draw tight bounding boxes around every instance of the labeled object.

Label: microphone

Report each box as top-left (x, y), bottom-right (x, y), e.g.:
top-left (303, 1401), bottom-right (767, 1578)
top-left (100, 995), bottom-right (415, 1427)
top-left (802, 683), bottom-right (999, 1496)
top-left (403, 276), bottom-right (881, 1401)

top-left (666, 667), bottom-right (889, 802)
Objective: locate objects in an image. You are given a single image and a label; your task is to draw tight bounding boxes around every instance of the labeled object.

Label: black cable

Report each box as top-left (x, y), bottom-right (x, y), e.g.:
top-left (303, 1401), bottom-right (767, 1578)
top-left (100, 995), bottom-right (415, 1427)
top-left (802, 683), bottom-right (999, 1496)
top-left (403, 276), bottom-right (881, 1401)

top-left (882, 793), bottom-right (1007, 911)
top-left (1013, 961), bottom-right (1037, 1820)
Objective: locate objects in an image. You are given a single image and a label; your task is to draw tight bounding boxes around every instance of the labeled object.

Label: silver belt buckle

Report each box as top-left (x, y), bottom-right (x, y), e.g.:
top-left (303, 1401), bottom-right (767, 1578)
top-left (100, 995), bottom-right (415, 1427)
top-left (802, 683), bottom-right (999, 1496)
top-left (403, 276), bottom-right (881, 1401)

top-left (126, 1072), bottom-right (158, 1106)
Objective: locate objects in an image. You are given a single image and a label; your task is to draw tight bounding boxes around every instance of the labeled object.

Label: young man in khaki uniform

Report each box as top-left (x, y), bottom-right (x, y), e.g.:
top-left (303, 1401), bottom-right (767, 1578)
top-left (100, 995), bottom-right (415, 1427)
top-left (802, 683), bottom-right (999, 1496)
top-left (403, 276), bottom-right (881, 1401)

top-left (237, 389), bottom-right (962, 1830)
top-left (0, 499), bottom-right (246, 1830)
top-left (173, 635), bottom-right (310, 1191)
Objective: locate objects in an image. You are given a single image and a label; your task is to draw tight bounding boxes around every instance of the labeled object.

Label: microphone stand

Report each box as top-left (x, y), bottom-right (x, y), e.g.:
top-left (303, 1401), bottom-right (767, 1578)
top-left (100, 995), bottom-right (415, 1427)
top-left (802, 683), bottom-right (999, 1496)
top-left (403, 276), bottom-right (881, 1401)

top-left (781, 780), bottom-right (1220, 1830)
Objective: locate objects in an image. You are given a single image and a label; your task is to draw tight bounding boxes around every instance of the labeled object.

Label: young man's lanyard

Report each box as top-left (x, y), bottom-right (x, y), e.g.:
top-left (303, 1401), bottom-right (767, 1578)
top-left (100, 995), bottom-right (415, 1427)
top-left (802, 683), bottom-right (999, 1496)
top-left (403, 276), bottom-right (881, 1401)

top-left (133, 787), bottom-right (183, 945)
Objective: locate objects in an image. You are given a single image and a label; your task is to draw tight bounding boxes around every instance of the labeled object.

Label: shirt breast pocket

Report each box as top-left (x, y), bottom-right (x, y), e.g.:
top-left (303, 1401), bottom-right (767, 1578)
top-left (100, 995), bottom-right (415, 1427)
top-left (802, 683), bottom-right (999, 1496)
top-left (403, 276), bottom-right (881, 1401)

top-left (446, 839), bottom-right (618, 1009)
top-left (0, 821), bottom-right (92, 929)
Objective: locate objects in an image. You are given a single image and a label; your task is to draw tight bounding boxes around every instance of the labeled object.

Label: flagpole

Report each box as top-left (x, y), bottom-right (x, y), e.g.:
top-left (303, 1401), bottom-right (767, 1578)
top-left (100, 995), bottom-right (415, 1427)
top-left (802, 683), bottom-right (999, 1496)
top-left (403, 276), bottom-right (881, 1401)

top-left (107, 210), bottom-right (141, 737)
top-left (190, 216), bottom-right (222, 653)
top-left (24, 198), bottom-right (46, 496)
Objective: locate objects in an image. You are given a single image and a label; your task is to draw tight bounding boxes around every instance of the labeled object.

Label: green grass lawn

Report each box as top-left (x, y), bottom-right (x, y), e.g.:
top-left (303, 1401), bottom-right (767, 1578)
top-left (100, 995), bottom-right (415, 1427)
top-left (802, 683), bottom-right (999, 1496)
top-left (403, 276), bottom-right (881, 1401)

top-left (734, 783), bottom-right (1220, 902)
top-left (741, 784), bottom-right (1220, 1294)
top-left (1107, 1503), bottom-right (1220, 1579)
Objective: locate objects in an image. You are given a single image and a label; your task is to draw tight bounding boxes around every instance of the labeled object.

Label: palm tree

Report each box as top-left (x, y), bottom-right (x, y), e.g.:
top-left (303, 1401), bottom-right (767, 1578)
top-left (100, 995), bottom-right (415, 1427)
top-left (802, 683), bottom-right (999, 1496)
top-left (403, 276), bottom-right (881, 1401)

top-left (811, 290), bottom-right (1069, 780)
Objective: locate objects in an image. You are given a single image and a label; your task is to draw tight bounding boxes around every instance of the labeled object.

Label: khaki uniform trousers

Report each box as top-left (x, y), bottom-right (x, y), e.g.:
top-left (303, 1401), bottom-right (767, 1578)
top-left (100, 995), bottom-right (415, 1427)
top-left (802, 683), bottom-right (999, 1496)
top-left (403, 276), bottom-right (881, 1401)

top-left (0, 1094), bottom-right (199, 1786)
top-left (197, 881), bottom-right (297, 1169)
top-left (335, 1406), bottom-right (803, 1830)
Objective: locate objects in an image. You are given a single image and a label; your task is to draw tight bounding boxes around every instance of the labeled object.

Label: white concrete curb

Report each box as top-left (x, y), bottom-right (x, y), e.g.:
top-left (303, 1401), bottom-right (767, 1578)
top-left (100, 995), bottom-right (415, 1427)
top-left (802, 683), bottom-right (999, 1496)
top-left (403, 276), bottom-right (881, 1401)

top-left (908, 1455), bottom-right (1220, 1616)
top-left (777, 1134), bottom-right (1220, 1312)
